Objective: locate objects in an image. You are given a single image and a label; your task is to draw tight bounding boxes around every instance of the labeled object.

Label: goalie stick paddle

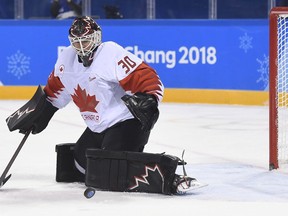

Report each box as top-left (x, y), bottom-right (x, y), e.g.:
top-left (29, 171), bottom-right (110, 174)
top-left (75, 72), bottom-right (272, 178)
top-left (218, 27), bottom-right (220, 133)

top-left (0, 129), bottom-right (32, 188)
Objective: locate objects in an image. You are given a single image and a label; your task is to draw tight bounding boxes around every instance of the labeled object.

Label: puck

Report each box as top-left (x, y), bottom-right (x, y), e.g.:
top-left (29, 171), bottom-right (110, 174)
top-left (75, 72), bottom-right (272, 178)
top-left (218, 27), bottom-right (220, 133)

top-left (84, 187), bottom-right (95, 199)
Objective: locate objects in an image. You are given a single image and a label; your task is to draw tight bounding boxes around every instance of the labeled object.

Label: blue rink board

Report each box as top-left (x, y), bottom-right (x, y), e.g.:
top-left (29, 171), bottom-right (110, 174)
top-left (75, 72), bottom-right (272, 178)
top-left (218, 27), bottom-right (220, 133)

top-left (0, 19), bottom-right (268, 91)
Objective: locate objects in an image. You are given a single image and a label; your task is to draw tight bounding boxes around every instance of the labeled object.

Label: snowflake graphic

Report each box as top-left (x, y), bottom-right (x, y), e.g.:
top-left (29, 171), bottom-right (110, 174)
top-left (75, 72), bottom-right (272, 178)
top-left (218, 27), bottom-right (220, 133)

top-left (239, 32), bottom-right (253, 53)
top-left (256, 54), bottom-right (269, 90)
top-left (7, 50), bottom-right (31, 79)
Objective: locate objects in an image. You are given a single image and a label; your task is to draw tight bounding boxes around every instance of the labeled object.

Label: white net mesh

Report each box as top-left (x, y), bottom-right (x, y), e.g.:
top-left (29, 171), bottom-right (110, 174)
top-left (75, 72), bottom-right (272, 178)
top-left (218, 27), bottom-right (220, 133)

top-left (277, 15), bottom-right (288, 165)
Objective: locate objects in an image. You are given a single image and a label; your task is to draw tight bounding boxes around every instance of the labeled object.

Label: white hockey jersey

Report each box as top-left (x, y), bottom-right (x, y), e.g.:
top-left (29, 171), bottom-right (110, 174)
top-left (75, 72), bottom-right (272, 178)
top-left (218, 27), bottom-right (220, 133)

top-left (44, 41), bottom-right (164, 133)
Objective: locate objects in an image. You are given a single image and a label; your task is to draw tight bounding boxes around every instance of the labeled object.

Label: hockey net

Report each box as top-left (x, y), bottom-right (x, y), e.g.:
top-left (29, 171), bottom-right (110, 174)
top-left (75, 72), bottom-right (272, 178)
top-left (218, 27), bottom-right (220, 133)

top-left (269, 7), bottom-right (288, 170)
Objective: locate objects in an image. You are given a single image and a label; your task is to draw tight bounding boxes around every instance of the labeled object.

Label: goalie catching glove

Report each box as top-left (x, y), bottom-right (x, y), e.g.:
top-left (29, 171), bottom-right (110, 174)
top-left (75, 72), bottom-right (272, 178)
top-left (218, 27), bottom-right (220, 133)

top-left (121, 92), bottom-right (159, 132)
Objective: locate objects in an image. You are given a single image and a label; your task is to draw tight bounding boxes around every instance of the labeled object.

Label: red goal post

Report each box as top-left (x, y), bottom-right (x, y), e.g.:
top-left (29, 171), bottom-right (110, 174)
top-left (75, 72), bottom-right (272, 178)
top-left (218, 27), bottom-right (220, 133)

top-left (269, 7), bottom-right (288, 170)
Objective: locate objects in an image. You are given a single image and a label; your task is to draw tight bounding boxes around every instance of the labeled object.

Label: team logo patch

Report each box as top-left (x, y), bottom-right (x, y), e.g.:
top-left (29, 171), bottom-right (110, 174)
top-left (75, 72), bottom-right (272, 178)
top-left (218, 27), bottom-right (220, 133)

top-left (89, 76), bottom-right (96, 82)
top-left (59, 65), bottom-right (65, 74)
top-left (71, 84), bottom-right (99, 113)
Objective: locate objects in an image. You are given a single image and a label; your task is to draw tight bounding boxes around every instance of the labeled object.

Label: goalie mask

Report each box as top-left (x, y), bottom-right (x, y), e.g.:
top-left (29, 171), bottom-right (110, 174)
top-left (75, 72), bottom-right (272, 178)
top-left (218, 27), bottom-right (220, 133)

top-left (68, 16), bottom-right (102, 67)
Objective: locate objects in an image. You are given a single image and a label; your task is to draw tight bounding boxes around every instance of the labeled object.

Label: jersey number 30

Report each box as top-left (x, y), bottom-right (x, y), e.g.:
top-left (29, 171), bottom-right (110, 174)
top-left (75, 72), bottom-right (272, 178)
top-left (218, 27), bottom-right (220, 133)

top-left (118, 56), bottom-right (137, 74)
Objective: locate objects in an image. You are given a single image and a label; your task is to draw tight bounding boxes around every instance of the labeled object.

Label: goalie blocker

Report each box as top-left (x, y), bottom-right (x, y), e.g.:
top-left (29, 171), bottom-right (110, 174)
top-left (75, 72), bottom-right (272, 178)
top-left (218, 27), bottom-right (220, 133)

top-left (6, 85), bottom-right (58, 134)
top-left (55, 144), bottom-right (198, 195)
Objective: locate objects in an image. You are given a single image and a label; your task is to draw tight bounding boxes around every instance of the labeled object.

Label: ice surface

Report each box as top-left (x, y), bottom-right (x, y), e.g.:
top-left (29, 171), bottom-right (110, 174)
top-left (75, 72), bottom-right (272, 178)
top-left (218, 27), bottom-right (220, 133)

top-left (0, 100), bottom-right (288, 216)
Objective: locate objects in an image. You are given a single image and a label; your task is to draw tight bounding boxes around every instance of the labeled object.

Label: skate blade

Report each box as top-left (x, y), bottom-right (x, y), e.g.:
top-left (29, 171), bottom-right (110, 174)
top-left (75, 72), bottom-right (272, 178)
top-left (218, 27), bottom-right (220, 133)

top-left (189, 180), bottom-right (208, 190)
top-left (176, 180), bottom-right (208, 195)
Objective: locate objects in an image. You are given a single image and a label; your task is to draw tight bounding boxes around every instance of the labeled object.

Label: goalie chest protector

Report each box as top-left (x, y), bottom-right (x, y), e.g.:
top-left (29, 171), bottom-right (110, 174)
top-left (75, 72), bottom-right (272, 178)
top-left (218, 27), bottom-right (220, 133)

top-left (85, 149), bottom-right (179, 195)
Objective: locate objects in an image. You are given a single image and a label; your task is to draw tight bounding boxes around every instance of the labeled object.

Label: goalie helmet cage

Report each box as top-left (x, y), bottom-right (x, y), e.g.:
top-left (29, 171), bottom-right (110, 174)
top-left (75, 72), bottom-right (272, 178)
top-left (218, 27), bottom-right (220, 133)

top-left (269, 7), bottom-right (288, 170)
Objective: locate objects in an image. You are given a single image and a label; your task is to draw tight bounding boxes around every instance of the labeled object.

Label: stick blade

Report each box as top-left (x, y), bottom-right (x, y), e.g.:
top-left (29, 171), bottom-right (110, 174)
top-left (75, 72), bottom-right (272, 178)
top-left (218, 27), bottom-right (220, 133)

top-left (0, 174), bottom-right (12, 188)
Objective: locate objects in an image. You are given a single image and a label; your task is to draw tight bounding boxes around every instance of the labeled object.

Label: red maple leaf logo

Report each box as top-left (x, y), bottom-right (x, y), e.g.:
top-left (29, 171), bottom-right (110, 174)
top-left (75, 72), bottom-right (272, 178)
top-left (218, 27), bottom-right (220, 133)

top-left (71, 84), bottom-right (99, 112)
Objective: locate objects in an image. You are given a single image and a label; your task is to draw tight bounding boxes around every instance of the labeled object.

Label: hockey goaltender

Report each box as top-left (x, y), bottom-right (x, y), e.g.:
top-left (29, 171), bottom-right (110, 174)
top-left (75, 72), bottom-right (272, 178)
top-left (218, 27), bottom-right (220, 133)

top-left (5, 16), bottom-right (205, 195)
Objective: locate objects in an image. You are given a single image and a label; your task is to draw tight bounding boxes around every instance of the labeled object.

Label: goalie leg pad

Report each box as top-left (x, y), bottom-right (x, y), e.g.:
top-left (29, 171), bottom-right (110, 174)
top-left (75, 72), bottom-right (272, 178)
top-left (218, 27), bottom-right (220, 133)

top-left (85, 149), bottom-right (179, 194)
top-left (55, 143), bottom-right (85, 182)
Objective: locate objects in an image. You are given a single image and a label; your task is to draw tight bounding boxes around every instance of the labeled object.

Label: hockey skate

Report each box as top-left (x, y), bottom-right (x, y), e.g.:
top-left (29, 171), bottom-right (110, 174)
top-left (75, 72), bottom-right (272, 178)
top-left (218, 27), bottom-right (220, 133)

top-left (172, 174), bottom-right (207, 195)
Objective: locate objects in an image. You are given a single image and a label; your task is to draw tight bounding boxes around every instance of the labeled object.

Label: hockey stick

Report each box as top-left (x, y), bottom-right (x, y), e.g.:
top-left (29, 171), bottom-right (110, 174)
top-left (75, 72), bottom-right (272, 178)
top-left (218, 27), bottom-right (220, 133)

top-left (0, 129), bottom-right (32, 188)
